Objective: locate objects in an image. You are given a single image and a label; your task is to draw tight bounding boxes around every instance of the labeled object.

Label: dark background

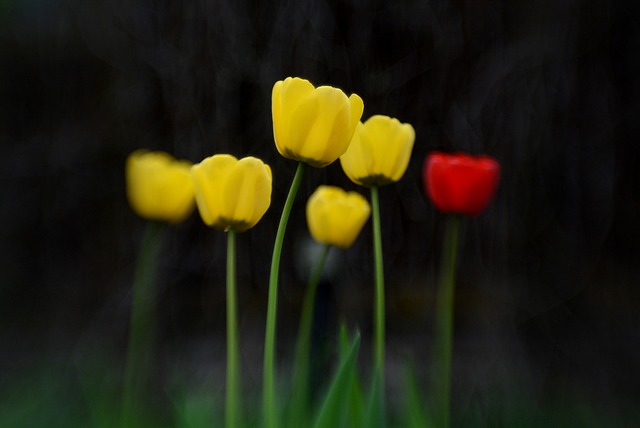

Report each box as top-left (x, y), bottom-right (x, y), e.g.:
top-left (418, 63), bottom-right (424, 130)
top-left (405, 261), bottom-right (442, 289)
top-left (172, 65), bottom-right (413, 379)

top-left (1, 0), bottom-right (638, 425)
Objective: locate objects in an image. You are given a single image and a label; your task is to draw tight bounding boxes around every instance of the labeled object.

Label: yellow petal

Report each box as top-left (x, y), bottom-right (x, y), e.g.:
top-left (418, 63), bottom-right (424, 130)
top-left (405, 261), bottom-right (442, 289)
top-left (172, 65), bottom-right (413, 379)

top-left (161, 161), bottom-right (195, 222)
top-left (339, 122), bottom-right (372, 185)
top-left (316, 88), bottom-right (355, 163)
top-left (222, 157), bottom-right (272, 231)
top-left (388, 122), bottom-right (415, 181)
top-left (272, 80), bottom-right (285, 154)
top-left (191, 154), bottom-right (238, 227)
top-left (273, 77), bottom-right (316, 159)
top-left (348, 93), bottom-right (364, 137)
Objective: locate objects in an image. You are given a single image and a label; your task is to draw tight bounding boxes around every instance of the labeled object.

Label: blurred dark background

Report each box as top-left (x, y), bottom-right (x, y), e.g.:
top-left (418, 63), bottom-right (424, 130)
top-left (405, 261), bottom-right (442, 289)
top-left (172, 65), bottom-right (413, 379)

top-left (1, 0), bottom-right (639, 425)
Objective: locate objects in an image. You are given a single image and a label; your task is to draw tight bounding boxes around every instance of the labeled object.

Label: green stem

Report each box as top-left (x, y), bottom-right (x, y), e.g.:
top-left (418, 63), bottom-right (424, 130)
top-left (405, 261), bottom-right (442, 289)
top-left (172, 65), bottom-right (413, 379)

top-left (226, 229), bottom-right (240, 428)
top-left (433, 214), bottom-right (461, 428)
top-left (263, 161), bottom-right (305, 428)
top-left (370, 185), bottom-right (385, 382)
top-left (122, 221), bottom-right (164, 428)
top-left (289, 244), bottom-right (331, 427)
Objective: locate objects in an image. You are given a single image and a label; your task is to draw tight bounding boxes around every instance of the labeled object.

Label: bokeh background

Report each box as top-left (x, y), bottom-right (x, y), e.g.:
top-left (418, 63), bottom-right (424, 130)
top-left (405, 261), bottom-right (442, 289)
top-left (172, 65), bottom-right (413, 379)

top-left (1, 0), bottom-right (639, 425)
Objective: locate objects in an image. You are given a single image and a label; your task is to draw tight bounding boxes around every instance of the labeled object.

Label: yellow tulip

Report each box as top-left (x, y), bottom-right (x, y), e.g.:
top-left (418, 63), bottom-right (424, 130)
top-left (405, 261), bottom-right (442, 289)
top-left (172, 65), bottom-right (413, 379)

top-left (340, 115), bottom-right (415, 186)
top-left (272, 77), bottom-right (364, 167)
top-left (306, 185), bottom-right (371, 249)
top-left (126, 150), bottom-right (195, 223)
top-left (191, 154), bottom-right (272, 232)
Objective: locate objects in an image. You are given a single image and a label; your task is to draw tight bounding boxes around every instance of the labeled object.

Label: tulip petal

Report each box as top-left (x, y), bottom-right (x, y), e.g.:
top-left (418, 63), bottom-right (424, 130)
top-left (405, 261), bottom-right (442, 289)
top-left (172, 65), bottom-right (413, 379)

top-left (191, 154), bottom-right (237, 227)
top-left (340, 122), bottom-right (370, 185)
top-left (272, 80), bottom-right (285, 155)
top-left (274, 77), bottom-right (316, 159)
top-left (162, 161), bottom-right (195, 222)
top-left (348, 94), bottom-right (364, 137)
top-left (388, 123), bottom-right (416, 182)
top-left (314, 87), bottom-right (353, 163)
top-left (222, 157), bottom-right (272, 231)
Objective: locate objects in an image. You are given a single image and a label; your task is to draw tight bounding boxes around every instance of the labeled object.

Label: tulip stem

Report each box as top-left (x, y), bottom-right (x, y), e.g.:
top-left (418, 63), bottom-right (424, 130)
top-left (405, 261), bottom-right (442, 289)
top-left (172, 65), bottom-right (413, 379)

top-left (289, 243), bottom-right (331, 427)
top-left (226, 229), bottom-right (240, 428)
top-left (264, 161), bottom-right (305, 428)
top-left (122, 221), bottom-right (164, 428)
top-left (433, 214), bottom-right (461, 428)
top-left (370, 185), bottom-right (385, 390)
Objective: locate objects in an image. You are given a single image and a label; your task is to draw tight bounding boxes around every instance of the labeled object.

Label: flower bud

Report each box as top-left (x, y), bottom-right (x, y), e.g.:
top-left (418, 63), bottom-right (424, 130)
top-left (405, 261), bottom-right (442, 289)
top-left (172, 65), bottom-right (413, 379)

top-left (272, 77), bottom-right (364, 167)
top-left (126, 150), bottom-right (195, 223)
top-left (306, 185), bottom-right (371, 249)
top-left (423, 152), bottom-right (500, 216)
top-left (340, 115), bottom-right (415, 187)
top-left (191, 154), bottom-right (272, 232)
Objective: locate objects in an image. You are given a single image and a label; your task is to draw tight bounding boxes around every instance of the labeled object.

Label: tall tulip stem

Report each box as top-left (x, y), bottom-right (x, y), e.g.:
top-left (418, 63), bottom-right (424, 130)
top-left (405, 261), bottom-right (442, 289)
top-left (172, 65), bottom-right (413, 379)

top-left (370, 185), bottom-right (385, 385)
top-left (264, 161), bottom-right (305, 428)
top-left (122, 221), bottom-right (164, 428)
top-left (226, 229), bottom-right (240, 428)
top-left (433, 214), bottom-right (461, 428)
top-left (289, 244), bottom-right (331, 426)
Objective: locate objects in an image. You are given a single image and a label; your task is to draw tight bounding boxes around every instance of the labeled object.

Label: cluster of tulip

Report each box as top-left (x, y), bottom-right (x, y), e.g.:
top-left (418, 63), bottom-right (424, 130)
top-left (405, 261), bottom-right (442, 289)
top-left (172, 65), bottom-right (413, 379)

top-left (125, 76), bottom-right (500, 428)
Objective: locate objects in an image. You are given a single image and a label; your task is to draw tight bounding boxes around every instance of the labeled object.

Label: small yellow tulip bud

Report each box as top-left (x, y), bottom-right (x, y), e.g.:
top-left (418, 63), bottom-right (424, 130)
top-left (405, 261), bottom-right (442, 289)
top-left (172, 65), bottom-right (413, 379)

top-left (272, 77), bottom-right (364, 168)
top-left (126, 150), bottom-right (195, 223)
top-left (191, 154), bottom-right (272, 232)
top-left (306, 186), bottom-right (371, 249)
top-left (340, 115), bottom-right (415, 187)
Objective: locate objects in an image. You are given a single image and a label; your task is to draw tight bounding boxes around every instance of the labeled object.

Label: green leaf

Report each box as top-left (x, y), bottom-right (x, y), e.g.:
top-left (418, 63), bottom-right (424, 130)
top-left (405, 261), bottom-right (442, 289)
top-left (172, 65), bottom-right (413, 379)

top-left (362, 370), bottom-right (384, 428)
top-left (347, 368), bottom-right (365, 428)
top-left (403, 366), bottom-right (432, 428)
top-left (312, 332), bottom-right (361, 428)
top-left (170, 389), bottom-right (220, 428)
top-left (338, 324), bottom-right (365, 427)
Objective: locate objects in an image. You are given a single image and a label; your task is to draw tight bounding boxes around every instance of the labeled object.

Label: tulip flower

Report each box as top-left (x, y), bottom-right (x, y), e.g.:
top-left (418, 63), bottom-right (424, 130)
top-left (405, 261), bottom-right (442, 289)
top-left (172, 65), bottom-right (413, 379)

top-left (124, 149), bottom-right (195, 426)
top-left (191, 154), bottom-right (271, 428)
top-left (340, 115), bottom-right (415, 187)
top-left (423, 152), bottom-right (501, 216)
top-left (272, 76), bottom-right (364, 168)
top-left (265, 76), bottom-right (363, 428)
top-left (306, 186), bottom-right (371, 249)
top-left (125, 150), bottom-right (195, 223)
top-left (339, 114), bottom-right (415, 398)
top-left (286, 185), bottom-right (370, 426)
top-left (191, 154), bottom-right (272, 232)
top-left (422, 152), bottom-right (500, 428)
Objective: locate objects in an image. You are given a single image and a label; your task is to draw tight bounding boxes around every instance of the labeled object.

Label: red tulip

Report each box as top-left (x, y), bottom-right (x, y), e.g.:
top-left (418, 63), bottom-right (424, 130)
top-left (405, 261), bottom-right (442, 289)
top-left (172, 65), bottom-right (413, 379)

top-left (424, 152), bottom-right (500, 216)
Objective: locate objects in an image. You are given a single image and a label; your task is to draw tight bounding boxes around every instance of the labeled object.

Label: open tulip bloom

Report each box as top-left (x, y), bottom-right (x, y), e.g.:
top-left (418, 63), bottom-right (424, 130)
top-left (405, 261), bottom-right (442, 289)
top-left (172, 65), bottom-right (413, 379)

top-left (423, 151), bottom-right (501, 428)
top-left (190, 153), bottom-right (272, 428)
